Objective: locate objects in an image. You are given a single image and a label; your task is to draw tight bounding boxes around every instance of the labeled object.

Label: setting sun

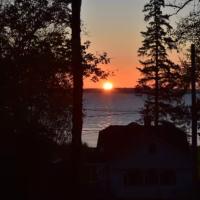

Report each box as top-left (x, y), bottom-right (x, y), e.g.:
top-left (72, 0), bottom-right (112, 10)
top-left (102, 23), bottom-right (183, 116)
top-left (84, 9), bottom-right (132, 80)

top-left (103, 82), bottom-right (113, 90)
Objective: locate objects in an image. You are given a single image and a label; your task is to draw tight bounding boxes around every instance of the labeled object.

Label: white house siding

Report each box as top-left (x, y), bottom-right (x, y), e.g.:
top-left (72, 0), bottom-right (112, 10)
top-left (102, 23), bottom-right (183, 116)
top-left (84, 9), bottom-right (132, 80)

top-left (103, 137), bottom-right (193, 199)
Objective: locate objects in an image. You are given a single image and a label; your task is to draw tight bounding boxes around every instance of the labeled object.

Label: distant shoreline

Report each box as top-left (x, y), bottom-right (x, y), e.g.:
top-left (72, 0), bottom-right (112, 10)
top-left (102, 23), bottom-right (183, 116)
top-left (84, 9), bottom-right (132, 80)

top-left (83, 88), bottom-right (197, 94)
top-left (84, 88), bottom-right (136, 93)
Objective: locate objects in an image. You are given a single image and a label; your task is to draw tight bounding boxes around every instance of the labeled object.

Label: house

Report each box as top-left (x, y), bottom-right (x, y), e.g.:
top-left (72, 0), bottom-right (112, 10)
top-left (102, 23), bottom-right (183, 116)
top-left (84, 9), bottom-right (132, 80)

top-left (84, 122), bottom-right (193, 200)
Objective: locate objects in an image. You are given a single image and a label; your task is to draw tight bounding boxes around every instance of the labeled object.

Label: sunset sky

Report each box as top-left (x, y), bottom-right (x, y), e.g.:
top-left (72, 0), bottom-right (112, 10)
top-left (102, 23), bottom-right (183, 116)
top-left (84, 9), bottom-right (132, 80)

top-left (82, 0), bottom-right (191, 88)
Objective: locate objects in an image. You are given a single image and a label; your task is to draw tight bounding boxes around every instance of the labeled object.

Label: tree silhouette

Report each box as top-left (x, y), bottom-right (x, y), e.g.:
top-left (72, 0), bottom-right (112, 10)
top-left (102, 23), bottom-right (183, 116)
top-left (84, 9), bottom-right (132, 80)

top-left (137, 0), bottom-right (184, 126)
top-left (0, 0), bottom-right (110, 145)
top-left (173, 7), bottom-right (200, 131)
top-left (0, 0), bottom-right (110, 199)
top-left (0, 0), bottom-right (73, 146)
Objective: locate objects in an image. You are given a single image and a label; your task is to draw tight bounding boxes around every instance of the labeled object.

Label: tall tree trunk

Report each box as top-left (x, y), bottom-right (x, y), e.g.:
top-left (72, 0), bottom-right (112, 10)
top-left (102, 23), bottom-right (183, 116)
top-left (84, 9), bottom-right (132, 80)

top-left (71, 0), bottom-right (82, 199)
top-left (191, 44), bottom-right (198, 196)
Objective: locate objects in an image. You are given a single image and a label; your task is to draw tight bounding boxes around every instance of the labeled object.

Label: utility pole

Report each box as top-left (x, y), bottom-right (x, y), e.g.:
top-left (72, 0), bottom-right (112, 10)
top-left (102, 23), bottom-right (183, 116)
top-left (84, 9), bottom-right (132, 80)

top-left (191, 44), bottom-right (198, 197)
top-left (154, 2), bottom-right (159, 127)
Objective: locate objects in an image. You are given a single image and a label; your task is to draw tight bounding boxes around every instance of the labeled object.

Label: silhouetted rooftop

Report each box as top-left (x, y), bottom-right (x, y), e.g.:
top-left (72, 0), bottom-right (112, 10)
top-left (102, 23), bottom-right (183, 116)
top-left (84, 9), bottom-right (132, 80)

top-left (97, 122), bottom-right (190, 160)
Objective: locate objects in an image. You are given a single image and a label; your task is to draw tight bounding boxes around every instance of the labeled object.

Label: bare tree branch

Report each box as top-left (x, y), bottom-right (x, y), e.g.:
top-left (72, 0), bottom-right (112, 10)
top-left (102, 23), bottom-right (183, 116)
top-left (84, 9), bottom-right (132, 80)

top-left (166, 0), bottom-right (194, 15)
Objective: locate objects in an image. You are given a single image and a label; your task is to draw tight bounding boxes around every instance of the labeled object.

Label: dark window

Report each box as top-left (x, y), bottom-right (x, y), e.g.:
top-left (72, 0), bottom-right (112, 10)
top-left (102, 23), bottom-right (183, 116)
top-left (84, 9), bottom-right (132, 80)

top-left (124, 169), bottom-right (176, 187)
top-left (124, 169), bottom-right (144, 186)
top-left (84, 165), bottom-right (97, 183)
top-left (148, 143), bottom-right (157, 154)
top-left (145, 169), bottom-right (159, 185)
top-left (160, 169), bottom-right (176, 185)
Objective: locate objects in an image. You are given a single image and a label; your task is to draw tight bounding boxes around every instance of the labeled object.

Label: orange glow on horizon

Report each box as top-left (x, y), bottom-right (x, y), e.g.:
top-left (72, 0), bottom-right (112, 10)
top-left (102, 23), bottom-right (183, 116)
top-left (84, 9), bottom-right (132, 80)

top-left (83, 52), bottom-right (180, 89)
top-left (84, 63), bottom-right (141, 89)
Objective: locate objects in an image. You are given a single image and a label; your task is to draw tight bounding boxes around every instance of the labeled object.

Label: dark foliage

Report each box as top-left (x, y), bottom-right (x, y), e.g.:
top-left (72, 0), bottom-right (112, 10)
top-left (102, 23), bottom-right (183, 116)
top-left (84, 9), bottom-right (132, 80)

top-left (0, 0), bottom-right (110, 199)
top-left (0, 0), bottom-right (110, 145)
top-left (174, 6), bottom-right (200, 133)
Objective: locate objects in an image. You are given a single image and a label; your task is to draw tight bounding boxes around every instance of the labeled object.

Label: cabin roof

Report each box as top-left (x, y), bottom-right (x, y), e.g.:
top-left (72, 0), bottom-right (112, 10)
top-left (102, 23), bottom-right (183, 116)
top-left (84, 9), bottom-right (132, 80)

top-left (97, 122), bottom-right (190, 160)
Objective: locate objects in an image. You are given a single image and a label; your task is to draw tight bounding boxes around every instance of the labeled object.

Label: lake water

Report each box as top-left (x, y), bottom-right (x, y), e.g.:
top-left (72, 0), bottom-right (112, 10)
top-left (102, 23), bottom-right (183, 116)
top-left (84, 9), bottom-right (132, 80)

top-left (82, 90), bottom-right (194, 147)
